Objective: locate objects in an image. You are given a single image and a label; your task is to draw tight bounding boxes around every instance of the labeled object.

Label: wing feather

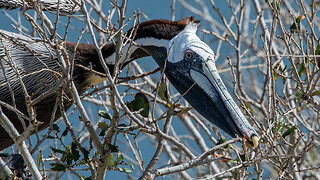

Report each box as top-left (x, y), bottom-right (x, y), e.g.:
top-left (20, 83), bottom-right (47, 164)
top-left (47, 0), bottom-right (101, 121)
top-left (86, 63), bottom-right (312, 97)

top-left (0, 30), bottom-right (62, 104)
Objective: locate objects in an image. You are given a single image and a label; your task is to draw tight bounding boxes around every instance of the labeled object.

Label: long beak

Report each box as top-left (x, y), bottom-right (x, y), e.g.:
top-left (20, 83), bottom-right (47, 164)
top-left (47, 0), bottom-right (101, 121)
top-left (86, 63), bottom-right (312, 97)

top-left (189, 57), bottom-right (259, 147)
top-left (142, 45), bottom-right (259, 147)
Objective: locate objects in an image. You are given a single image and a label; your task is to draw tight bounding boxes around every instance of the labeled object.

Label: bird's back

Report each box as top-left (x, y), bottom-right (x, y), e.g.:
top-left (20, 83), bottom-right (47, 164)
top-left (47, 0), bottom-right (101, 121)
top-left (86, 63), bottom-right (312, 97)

top-left (0, 30), bottom-right (61, 105)
top-left (0, 30), bottom-right (69, 150)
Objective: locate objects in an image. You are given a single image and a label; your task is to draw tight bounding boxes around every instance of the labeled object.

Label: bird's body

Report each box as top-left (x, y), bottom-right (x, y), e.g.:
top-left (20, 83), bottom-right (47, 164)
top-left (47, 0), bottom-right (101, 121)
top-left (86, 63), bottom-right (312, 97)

top-left (0, 30), bottom-right (86, 149)
top-left (0, 17), bottom-right (258, 150)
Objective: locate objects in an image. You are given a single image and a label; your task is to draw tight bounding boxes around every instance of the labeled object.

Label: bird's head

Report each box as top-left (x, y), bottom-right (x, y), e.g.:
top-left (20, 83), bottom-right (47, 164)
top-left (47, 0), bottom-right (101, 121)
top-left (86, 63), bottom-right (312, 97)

top-left (139, 18), bottom-right (259, 147)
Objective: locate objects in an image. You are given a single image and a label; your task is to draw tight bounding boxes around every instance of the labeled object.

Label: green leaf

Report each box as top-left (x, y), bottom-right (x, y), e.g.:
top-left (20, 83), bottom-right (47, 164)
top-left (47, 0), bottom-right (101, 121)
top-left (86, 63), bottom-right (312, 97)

top-left (316, 45), bottom-right (320, 68)
top-left (71, 142), bottom-right (80, 162)
top-left (228, 159), bottom-right (237, 163)
top-left (97, 122), bottom-right (109, 131)
top-left (130, 164), bottom-right (135, 170)
top-left (157, 82), bottom-right (169, 102)
top-left (282, 127), bottom-right (296, 138)
top-left (60, 146), bottom-right (71, 164)
top-left (234, 153), bottom-right (246, 163)
top-left (83, 148), bottom-right (90, 162)
top-left (62, 128), bottom-right (69, 137)
top-left (127, 93), bottom-right (150, 118)
top-left (281, 65), bottom-right (287, 73)
top-left (240, 154), bottom-right (246, 161)
top-left (108, 153), bottom-right (114, 168)
top-left (114, 153), bottom-right (123, 165)
top-left (123, 167), bottom-right (133, 173)
top-left (118, 167), bottom-right (133, 173)
top-left (65, 153), bottom-right (74, 165)
top-left (81, 176), bottom-right (92, 180)
top-left (296, 90), bottom-right (301, 98)
top-left (98, 110), bottom-right (111, 120)
top-left (260, 137), bottom-right (269, 144)
top-left (61, 153), bottom-right (67, 163)
top-left (50, 147), bottom-right (66, 154)
top-left (243, 101), bottom-right (254, 116)
top-left (52, 124), bottom-right (60, 132)
top-left (118, 123), bottom-right (127, 127)
top-left (43, 135), bottom-right (55, 139)
top-left (216, 138), bottom-right (228, 145)
top-left (175, 107), bottom-right (193, 115)
top-left (99, 130), bottom-right (106, 136)
top-left (298, 61), bottom-right (305, 77)
top-left (277, 118), bottom-right (285, 134)
top-left (271, 1), bottom-right (281, 12)
top-left (272, 69), bottom-right (278, 81)
top-left (271, 117), bottom-right (285, 135)
top-left (270, 117), bottom-right (275, 123)
top-left (51, 163), bottom-right (66, 171)
top-left (312, 90), bottom-right (320, 96)
top-left (290, 15), bottom-right (305, 33)
top-left (98, 122), bottom-right (109, 136)
top-left (108, 143), bottom-right (119, 153)
top-left (315, 45), bottom-right (320, 55)
top-left (118, 167), bottom-right (124, 172)
top-left (296, 90), bottom-right (302, 103)
top-left (37, 154), bottom-right (41, 167)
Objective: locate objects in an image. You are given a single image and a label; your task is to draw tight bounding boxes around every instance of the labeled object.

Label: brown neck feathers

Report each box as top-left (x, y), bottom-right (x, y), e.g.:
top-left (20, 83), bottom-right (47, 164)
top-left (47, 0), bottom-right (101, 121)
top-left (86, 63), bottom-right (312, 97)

top-left (128, 16), bottom-right (200, 41)
top-left (64, 17), bottom-right (199, 74)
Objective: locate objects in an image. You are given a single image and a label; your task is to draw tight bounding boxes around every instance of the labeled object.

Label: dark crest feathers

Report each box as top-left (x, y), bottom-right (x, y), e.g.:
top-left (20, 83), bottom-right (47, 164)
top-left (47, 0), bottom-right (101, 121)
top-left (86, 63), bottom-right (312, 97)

top-left (128, 16), bottom-right (200, 40)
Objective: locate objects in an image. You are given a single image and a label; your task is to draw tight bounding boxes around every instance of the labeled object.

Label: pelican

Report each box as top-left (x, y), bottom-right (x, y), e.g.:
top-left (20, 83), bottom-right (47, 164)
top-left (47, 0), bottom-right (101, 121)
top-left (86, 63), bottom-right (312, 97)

top-left (0, 17), bottom-right (259, 150)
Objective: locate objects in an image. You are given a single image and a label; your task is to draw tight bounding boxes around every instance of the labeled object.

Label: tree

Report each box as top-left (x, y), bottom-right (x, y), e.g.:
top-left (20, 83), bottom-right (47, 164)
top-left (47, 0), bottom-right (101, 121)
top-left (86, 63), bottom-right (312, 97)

top-left (0, 0), bottom-right (319, 179)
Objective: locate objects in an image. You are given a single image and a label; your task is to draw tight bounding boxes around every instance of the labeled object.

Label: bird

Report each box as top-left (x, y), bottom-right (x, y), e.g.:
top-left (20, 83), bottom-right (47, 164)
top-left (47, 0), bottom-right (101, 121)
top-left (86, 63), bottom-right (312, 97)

top-left (0, 17), bottom-right (259, 150)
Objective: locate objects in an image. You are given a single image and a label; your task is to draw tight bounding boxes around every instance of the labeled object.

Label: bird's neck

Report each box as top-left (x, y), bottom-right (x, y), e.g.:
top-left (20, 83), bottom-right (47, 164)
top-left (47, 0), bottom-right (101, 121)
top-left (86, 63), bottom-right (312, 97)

top-left (64, 17), bottom-right (197, 90)
top-left (65, 20), bottom-right (185, 68)
top-left (64, 37), bottom-right (169, 77)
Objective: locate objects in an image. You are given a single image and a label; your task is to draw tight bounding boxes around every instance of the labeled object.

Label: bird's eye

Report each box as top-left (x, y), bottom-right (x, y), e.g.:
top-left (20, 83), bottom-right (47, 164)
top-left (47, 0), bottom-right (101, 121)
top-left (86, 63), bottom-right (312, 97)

top-left (184, 50), bottom-right (194, 59)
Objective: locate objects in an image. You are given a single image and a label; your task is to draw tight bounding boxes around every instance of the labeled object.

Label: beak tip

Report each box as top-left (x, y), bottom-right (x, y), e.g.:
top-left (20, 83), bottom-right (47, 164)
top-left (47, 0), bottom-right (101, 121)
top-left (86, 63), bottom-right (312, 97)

top-left (251, 135), bottom-right (260, 148)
